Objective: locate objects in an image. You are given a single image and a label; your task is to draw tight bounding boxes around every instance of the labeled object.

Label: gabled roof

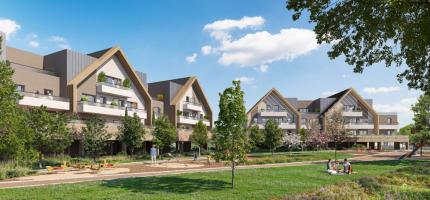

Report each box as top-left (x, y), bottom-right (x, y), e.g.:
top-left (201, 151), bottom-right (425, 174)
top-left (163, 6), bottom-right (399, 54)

top-left (67, 46), bottom-right (152, 105)
top-left (247, 88), bottom-right (300, 118)
top-left (322, 88), bottom-right (378, 117)
top-left (169, 76), bottom-right (212, 114)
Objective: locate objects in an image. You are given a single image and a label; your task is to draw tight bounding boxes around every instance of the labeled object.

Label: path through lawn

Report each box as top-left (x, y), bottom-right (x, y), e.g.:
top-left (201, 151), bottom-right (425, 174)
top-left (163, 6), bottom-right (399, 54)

top-left (0, 160), bottom-right (426, 200)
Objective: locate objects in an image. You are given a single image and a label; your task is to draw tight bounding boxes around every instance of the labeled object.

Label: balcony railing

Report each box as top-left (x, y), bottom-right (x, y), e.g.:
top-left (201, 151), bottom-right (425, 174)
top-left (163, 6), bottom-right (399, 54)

top-left (178, 115), bottom-right (210, 126)
top-left (97, 82), bottom-right (130, 90)
top-left (184, 101), bottom-right (202, 106)
top-left (80, 101), bottom-right (145, 112)
top-left (18, 91), bottom-right (70, 110)
top-left (78, 101), bottom-right (146, 118)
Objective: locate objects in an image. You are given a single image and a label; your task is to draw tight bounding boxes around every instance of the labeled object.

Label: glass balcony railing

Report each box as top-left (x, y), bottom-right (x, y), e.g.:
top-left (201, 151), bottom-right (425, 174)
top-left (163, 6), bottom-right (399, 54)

top-left (19, 91), bottom-right (69, 102)
top-left (79, 101), bottom-right (145, 112)
top-left (97, 82), bottom-right (130, 90)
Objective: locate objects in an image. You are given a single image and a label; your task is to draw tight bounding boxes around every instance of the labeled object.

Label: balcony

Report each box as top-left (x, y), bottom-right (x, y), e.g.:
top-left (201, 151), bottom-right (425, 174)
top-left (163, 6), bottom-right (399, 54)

top-left (183, 101), bottom-right (203, 112)
top-left (379, 124), bottom-right (399, 130)
top-left (178, 116), bottom-right (210, 126)
top-left (96, 82), bottom-right (133, 97)
top-left (77, 101), bottom-right (147, 119)
top-left (342, 111), bottom-right (363, 117)
top-left (279, 123), bottom-right (296, 129)
top-left (18, 91), bottom-right (70, 111)
top-left (260, 109), bottom-right (289, 117)
top-left (345, 123), bottom-right (374, 130)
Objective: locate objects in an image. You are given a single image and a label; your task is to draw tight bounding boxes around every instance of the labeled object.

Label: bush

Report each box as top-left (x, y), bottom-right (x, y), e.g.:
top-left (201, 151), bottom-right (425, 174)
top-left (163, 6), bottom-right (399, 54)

top-left (358, 176), bottom-right (382, 192)
top-left (97, 72), bottom-right (107, 82)
top-left (123, 78), bottom-right (131, 88)
top-left (286, 182), bottom-right (368, 200)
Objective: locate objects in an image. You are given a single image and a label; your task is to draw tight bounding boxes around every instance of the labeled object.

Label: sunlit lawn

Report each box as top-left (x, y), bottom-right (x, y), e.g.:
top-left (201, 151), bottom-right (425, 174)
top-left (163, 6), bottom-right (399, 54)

top-left (0, 160), bottom-right (426, 200)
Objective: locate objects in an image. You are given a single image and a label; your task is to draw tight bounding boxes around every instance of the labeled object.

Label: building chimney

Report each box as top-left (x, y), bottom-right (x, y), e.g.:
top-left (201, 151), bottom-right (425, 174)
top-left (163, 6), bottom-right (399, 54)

top-left (0, 32), bottom-right (6, 61)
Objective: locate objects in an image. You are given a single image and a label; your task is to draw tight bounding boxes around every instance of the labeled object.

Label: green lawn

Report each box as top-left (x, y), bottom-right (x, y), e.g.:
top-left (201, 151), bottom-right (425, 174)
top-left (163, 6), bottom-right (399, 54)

top-left (245, 151), bottom-right (352, 165)
top-left (0, 160), bottom-right (426, 200)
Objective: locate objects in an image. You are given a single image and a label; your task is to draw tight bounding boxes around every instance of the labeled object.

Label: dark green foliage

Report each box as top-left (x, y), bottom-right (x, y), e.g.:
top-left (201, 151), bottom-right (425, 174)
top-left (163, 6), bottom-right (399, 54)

top-left (81, 115), bottom-right (110, 162)
top-left (123, 78), bottom-right (131, 88)
top-left (97, 71), bottom-right (107, 83)
top-left (119, 111), bottom-right (145, 156)
top-left (286, 1), bottom-right (430, 92)
top-left (399, 124), bottom-right (413, 135)
top-left (248, 124), bottom-right (264, 149)
top-left (152, 115), bottom-right (176, 154)
top-left (263, 119), bottom-right (283, 155)
top-left (190, 120), bottom-right (208, 156)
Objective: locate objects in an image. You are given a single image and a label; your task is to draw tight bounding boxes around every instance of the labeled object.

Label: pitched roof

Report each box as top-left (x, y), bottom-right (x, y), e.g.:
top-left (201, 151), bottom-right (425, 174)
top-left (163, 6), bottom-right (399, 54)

top-left (322, 88), bottom-right (378, 118)
top-left (67, 46), bottom-right (152, 106)
top-left (169, 76), bottom-right (212, 114)
top-left (247, 88), bottom-right (300, 118)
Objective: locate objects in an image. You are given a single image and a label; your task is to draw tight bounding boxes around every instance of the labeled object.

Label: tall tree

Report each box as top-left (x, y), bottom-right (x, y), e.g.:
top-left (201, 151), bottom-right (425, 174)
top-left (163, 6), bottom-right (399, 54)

top-left (286, 1), bottom-right (430, 92)
top-left (152, 115), bottom-right (176, 154)
top-left (325, 108), bottom-right (347, 160)
top-left (399, 124), bottom-right (413, 136)
top-left (263, 119), bottom-right (283, 155)
top-left (190, 120), bottom-right (208, 157)
top-left (306, 131), bottom-right (329, 151)
top-left (119, 111), bottom-right (145, 156)
top-left (248, 124), bottom-right (264, 150)
top-left (411, 94), bottom-right (430, 155)
top-left (214, 80), bottom-right (249, 189)
top-left (0, 37), bottom-right (33, 162)
top-left (81, 115), bottom-right (110, 162)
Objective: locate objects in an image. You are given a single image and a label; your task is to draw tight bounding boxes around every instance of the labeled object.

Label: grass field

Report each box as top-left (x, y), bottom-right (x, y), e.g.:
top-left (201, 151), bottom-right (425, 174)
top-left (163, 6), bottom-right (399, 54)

top-left (245, 151), bottom-right (352, 165)
top-left (0, 160), bottom-right (426, 200)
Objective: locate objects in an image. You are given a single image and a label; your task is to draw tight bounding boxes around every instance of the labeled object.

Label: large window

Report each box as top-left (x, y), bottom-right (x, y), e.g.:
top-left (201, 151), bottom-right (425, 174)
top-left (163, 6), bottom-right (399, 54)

top-left (82, 94), bottom-right (95, 102)
top-left (106, 76), bottom-right (122, 86)
top-left (266, 105), bottom-right (272, 111)
top-left (387, 118), bottom-right (392, 124)
top-left (16, 84), bottom-right (25, 92)
top-left (299, 108), bottom-right (308, 113)
top-left (44, 89), bottom-right (53, 96)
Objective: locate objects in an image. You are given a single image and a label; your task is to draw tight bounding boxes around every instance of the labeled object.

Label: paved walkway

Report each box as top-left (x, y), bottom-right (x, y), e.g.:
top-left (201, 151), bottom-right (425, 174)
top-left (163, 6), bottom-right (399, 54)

top-left (0, 151), bottom-right (418, 189)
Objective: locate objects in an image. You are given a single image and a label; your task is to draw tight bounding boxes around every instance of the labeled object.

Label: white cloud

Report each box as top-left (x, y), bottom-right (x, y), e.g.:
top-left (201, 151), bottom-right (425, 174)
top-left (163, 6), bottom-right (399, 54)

top-left (201, 45), bottom-right (213, 55)
top-left (28, 40), bottom-right (39, 48)
top-left (185, 53), bottom-right (197, 63)
top-left (50, 35), bottom-right (70, 49)
top-left (374, 97), bottom-right (417, 114)
top-left (322, 91), bottom-right (336, 97)
top-left (26, 33), bottom-right (39, 48)
top-left (363, 86), bottom-right (401, 94)
top-left (341, 74), bottom-right (350, 78)
top-left (204, 16), bottom-right (265, 41)
top-left (234, 76), bottom-right (254, 84)
top-left (0, 18), bottom-right (21, 38)
top-left (254, 64), bottom-right (269, 73)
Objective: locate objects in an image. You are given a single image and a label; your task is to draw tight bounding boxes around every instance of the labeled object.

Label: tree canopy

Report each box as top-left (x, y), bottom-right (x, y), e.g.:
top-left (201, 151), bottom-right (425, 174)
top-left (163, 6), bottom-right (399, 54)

top-left (263, 119), bottom-right (283, 155)
top-left (214, 80), bottom-right (249, 189)
top-left (81, 115), bottom-right (110, 162)
top-left (190, 120), bottom-right (209, 156)
top-left (286, 1), bottom-right (430, 92)
top-left (248, 124), bottom-right (264, 150)
top-left (152, 115), bottom-right (176, 154)
top-left (119, 111), bottom-right (145, 156)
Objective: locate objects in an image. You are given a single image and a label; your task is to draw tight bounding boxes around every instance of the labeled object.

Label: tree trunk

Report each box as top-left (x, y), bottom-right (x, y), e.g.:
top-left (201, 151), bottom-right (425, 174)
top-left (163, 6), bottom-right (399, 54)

top-left (38, 153), bottom-right (43, 169)
top-left (198, 146), bottom-right (201, 157)
top-left (231, 159), bottom-right (235, 189)
top-left (420, 146), bottom-right (423, 157)
top-left (334, 142), bottom-right (338, 160)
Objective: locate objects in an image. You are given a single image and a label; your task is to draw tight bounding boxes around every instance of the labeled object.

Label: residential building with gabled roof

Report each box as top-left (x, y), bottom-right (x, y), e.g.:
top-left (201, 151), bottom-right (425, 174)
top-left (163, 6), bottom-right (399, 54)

top-left (247, 88), bottom-right (409, 150)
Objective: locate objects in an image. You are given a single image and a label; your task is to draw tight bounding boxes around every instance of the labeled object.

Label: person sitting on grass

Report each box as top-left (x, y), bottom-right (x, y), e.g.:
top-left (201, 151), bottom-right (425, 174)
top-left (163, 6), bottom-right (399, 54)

top-left (343, 158), bottom-right (352, 174)
top-left (327, 159), bottom-right (337, 175)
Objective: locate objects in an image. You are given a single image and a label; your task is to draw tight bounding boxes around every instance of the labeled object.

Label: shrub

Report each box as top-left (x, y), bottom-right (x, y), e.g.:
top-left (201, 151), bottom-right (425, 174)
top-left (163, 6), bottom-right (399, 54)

top-left (81, 96), bottom-right (88, 102)
top-left (123, 78), bottom-right (131, 88)
top-left (286, 182), bottom-right (368, 200)
top-left (97, 72), bottom-right (107, 82)
top-left (358, 176), bottom-right (382, 193)
top-left (156, 94), bottom-right (164, 101)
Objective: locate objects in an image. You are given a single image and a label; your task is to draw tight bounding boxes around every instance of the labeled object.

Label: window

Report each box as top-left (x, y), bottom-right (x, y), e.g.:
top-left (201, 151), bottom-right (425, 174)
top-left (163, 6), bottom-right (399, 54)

top-left (99, 96), bottom-right (107, 104)
top-left (106, 76), bottom-right (122, 86)
top-left (16, 84), bottom-right (25, 92)
top-left (387, 118), bottom-right (392, 124)
top-left (186, 96), bottom-right (190, 102)
top-left (273, 105), bottom-right (279, 111)
top-left (299, 108), bottom-right (308, 113)
top-left (119, 100), bottom-right (125, 107)
top-left (82, 94), bottom-right (95, 102)
top-left (44, 89), bottom-right (53, 96)
top-left (266, 105), bottom-right (272, 111)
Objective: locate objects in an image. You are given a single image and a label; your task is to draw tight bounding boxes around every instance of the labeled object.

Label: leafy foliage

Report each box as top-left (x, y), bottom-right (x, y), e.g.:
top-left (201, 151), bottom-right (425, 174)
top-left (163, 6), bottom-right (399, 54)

top-left (119, 111), bottom-right (145, 156)
top-left (286, 1), bottom-right (430, 92)
top-left (263, 119), bottom-right (283, 155)
top-left (248, 124), bottom-right (264, 150)
top-left (190, 120), bottom-right (208, 156)
top-left (81, 115), bottom-right (110, 162)
top-left (325, 108), bottom-right (347, 159)
top-left (97, 71), bottom-right (106, 83)
top-left (123, 78), bottom-right (131, 88)
top-left (152, 115), bottom-right (176, 154)
top-left (399, 124), bottom-right (413, 136)
top-left (214, 80), bottom-right (249, 188)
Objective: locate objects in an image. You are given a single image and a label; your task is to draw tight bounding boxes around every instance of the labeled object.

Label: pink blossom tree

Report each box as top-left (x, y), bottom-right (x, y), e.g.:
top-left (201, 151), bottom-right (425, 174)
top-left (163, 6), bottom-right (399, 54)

top-left (306, 130), bottom-right (329, 150)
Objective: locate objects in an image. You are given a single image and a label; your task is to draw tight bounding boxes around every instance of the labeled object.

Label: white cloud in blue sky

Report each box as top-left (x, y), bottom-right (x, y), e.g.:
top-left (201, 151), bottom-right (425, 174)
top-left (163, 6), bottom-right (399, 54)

top-left (363, 86), bottom-right (401, 94)
top-left (0, 18), bottom-right (20, 38)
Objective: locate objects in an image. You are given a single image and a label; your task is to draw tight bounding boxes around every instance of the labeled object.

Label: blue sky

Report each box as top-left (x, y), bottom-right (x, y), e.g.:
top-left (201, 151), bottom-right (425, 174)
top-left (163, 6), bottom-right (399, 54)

top-left (0, 0), bottom-right (421, 126)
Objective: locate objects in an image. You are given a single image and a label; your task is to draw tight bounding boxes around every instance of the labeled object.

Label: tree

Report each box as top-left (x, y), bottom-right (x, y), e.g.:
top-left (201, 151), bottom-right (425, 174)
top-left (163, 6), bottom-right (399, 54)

top-left (306, 131), bottom-right (329, 151)
top-left (214, 80), bottom-right (249, 189)
top-left (263, 119), bottom-right (283, 155)
top-left (325, 109), bottom-right (347, 160)
top-left (411, 94), bottom-right (430, 155)
top-left (27, 106), bottom-right (73, 167)
top-left (81, 115), bottom-right (110, 162)
top-left (190, 120), bottom-right (208, 157)
top-left (298, 128), bottom-right (308, 150)
top-left (399, 124), bottom-right (413, 136)
top-left (284, 132), bottom-right (301, 151)
top-left (119, 110), bottom-right (145, 156)
top-left (248, 124), bottom-right (264, 150)
top-left (152, 115), bottom-right (176, 155)
top-left (0, 38), bottom-right (34, 162)
top-left (286, 1), bottom-right (430, 92)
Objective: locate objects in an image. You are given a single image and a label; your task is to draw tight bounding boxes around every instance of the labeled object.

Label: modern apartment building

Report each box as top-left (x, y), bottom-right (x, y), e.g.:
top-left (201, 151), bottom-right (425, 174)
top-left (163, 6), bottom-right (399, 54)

top-left (247, 88), bottom-right (409, 150)
top-left (148, 77), bottom-right (213, 152)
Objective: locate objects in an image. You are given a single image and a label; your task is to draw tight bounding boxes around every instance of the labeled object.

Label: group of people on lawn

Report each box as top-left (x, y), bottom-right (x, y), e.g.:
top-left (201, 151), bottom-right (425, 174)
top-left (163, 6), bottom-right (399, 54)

top-left (326, 158), bottom-right (352, 175)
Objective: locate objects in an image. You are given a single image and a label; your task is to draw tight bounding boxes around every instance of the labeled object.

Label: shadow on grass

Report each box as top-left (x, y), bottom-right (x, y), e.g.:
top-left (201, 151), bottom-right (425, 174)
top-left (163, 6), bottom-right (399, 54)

top-left (101, 176), bottom-right (229, 194)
